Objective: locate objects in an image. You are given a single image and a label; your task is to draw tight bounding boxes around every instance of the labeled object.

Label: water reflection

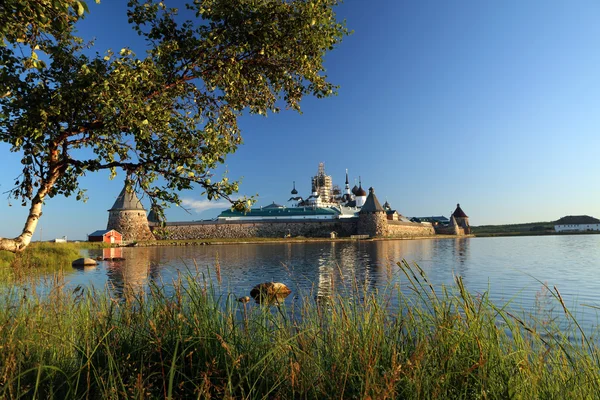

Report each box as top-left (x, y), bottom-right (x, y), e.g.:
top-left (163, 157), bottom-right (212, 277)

top-left (67, 235), bottom-right (600, 331)
top-left (103, 248), bottom-right (162, 298)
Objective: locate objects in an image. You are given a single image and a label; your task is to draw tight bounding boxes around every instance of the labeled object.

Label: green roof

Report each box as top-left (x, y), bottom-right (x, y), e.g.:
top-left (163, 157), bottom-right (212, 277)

top-left (219, 207), bottom-right (339, 218)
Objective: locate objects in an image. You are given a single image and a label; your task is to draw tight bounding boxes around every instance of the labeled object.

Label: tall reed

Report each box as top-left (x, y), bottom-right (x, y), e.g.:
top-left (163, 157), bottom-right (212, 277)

top-left (0, 260), bottom-right (598, 398)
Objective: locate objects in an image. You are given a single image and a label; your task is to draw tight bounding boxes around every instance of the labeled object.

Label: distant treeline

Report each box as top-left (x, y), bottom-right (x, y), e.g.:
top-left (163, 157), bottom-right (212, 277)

top-left (471, 222), bottom-right (555, 236)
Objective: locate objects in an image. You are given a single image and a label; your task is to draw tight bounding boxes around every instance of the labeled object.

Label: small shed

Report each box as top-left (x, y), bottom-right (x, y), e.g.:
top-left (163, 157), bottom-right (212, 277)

top-left (89, 229), bottom-right (123, 244)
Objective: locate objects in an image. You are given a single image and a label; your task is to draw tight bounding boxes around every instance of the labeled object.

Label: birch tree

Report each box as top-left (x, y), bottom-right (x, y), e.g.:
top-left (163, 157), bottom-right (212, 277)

top-left (0, 0), bottom-right (348, 252)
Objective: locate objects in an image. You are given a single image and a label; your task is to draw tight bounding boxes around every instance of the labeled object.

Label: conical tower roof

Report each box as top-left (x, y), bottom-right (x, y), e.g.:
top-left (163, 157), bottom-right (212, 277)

top-left (147, 208), bottom-right (160, 224)
top-left (108, 185), bottom-right (146, 211)
top-left (452, 203), bottom-right (468, 218)
top-left (360, 187), bottom-right (385, 213)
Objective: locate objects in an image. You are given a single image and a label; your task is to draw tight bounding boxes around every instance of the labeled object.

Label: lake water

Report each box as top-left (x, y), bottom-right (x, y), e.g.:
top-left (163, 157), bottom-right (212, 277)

top-left (61, 234), bottom-right (600, 329)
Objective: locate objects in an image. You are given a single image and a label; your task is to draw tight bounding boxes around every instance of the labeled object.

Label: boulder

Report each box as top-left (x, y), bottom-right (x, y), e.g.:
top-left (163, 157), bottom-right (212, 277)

top-left (250, 282), bottom-right (291, 304)
top-left (72, 258), bottom-right (97, 268)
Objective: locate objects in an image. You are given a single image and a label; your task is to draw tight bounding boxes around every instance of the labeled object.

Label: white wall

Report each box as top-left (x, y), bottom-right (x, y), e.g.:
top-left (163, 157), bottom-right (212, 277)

top-left (554, 224), bottom-right (600, 232)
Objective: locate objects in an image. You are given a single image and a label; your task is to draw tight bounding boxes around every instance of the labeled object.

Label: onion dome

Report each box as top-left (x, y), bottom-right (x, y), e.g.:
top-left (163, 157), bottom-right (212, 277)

top-left (383, 200), bottom-right (390, 210)
top-left (351, 185), bottom-right (359, 195)
top-left (356, 185), bottom-right (367, 197)
top-left (355, 177), bottom-right (367, 197)
top-left (291, 181), bottom-right (298, 195)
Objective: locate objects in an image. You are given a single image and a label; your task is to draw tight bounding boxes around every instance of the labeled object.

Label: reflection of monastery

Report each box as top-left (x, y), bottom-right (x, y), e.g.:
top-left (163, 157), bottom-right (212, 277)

top-left (105, 163), bottom-right (471, 241)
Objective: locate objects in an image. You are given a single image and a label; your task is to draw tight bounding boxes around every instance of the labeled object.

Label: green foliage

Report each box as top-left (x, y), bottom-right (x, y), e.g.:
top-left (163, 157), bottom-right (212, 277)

top-left (0, 0), bottom-right (349, 248)
top-left (0, 0), bottom-right (93, 48)
top-left (0, 261), bottom-right (600, 398)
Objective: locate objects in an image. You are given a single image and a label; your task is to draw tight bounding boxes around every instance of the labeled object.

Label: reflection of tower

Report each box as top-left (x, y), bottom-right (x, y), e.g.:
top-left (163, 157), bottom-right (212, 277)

top-left (105, 247), bottom-right (161, 297)
top-left (364, 240), bottom-right (390, 290)
top-left (107, 183), bottom-right (155, 241)
top-left (316, 242), bottom-right (337, 301)
top-left (453, 238), bottom-right (470, 266)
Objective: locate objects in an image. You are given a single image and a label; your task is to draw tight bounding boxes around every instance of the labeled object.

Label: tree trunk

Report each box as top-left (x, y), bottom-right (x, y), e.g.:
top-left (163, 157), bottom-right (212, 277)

top-left (0, 171), bottom-right (58, 253)
top-left (0, 192), bottom-right (46, 253)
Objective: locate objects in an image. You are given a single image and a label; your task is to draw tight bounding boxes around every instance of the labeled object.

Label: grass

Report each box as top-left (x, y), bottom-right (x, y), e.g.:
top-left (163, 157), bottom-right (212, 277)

top-left (0, 241), bottom-right (109, 267)
top-left (0, 261), bottom-right (599, 398)
top-left (0, 242), bottom-right (110, 281)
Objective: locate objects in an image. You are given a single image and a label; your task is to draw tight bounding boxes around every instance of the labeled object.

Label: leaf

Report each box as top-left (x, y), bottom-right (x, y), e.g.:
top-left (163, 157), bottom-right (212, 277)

top-left (76, 1), bottom-right (85, 16)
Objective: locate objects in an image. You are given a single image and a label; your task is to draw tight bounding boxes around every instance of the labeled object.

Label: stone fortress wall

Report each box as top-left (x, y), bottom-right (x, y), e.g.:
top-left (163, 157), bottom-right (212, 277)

top-left (387, 221), bottom-right (436, 237)
top-left (153, 218), bottom-right (436, 240)
top-left (155, 219), bottom-right (357, 240)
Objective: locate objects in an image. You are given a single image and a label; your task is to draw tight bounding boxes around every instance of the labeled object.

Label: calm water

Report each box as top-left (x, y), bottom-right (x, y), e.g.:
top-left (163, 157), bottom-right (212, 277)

top-left (65, 235), bottom-right (600, 327)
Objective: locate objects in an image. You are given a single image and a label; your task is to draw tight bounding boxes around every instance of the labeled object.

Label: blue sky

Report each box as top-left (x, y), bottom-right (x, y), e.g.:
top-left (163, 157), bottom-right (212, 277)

top-left (2, 0), bottom-right (600, 240)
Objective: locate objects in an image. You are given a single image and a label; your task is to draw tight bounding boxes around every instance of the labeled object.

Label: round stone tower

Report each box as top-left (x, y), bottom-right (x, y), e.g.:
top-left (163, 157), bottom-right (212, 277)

top-left (357, 187), bottom-right (389, 237)
top-left (452, 203), bottom-right (471, 234)
top-left (107, 184), bottom-right (155, 242)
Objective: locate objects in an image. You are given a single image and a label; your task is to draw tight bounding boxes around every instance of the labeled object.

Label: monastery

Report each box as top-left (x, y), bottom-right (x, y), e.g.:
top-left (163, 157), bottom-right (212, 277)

top-left (104, 163), bottom-right (470, 242)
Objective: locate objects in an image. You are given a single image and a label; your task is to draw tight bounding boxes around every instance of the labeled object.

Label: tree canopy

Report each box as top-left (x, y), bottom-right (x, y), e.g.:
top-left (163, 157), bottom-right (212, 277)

top-left (0, 0), bottom-right (348, 252)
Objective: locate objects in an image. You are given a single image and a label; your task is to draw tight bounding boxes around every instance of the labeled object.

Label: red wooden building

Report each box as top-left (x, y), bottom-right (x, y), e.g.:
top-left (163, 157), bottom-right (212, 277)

top-left (88, 229), bottom-right (123, 244)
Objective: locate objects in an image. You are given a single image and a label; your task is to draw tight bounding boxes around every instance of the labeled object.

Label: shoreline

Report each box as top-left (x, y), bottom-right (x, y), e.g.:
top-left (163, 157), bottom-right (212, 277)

top-left (125, 230), bottom-right (600, 247)
top-left (130, 234), bottom-right (475, 247)
top-left (473, 231), bottom-right (600, 238)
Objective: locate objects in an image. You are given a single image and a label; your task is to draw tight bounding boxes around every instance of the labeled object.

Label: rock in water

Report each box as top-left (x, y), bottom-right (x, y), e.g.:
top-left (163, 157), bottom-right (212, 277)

top-left (72, 258), bottom-right (98, 268)
top-left (250, 282), bottom-right (291, 304)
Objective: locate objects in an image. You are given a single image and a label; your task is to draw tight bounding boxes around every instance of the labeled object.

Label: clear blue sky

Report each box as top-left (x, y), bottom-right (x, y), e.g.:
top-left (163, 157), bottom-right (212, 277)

top-left (2, 0), bottom-right (600, 240)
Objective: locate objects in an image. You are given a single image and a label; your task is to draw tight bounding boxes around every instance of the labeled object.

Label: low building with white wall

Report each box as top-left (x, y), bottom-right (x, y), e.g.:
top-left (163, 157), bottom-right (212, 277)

top-left (554, 215), bottom-right (600, 232)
